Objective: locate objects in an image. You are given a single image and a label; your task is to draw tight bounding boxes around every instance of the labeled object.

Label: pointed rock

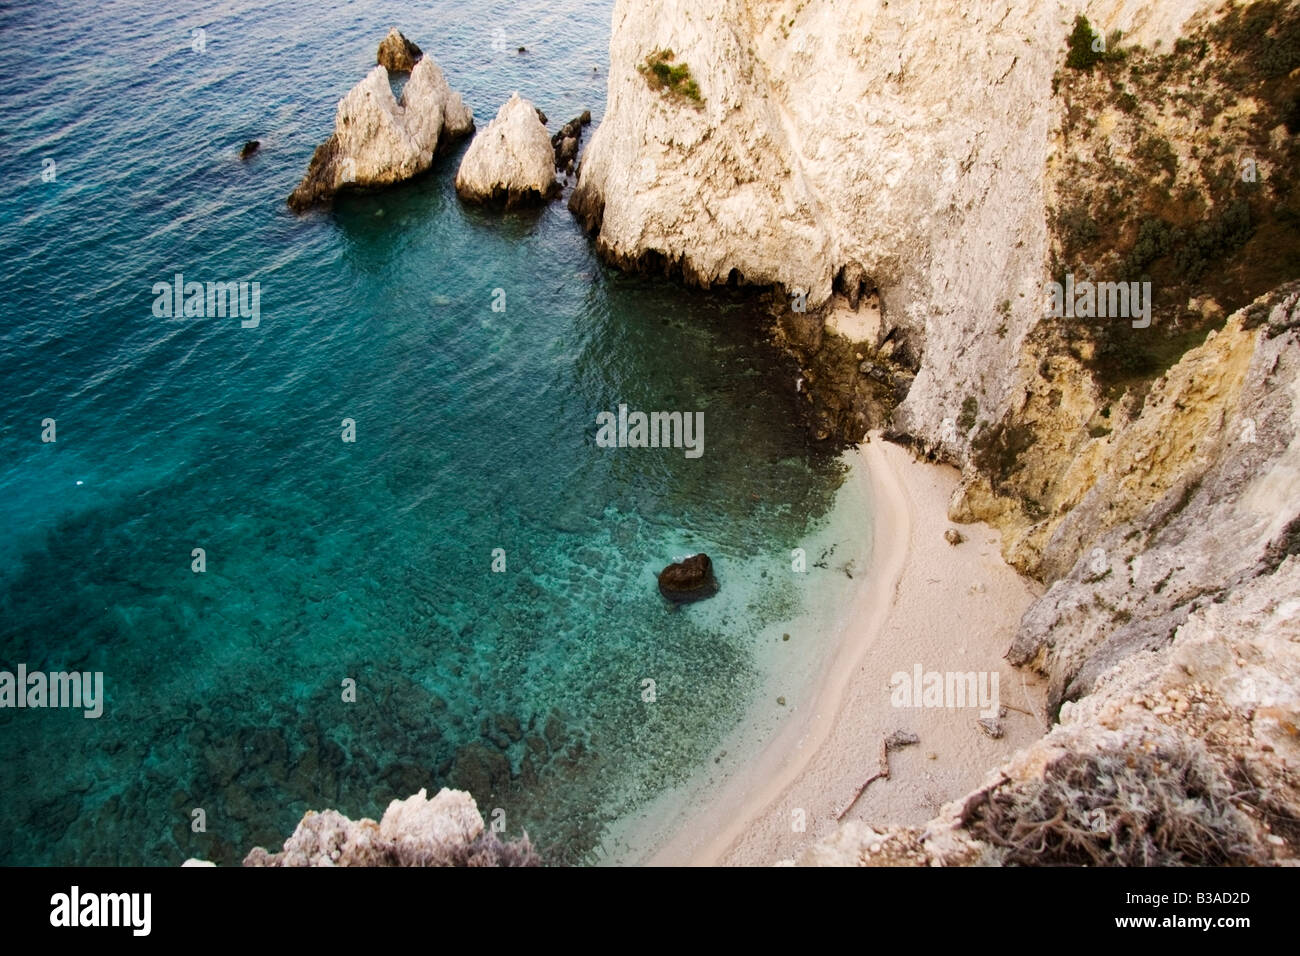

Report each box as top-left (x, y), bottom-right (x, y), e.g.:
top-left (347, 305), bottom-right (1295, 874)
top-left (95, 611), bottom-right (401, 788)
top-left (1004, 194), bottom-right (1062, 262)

top-left (455, 93), bottom-right (559, 207)
top-left (288, 56), bottom-right (473, 210)
top-left (377, 28), bottom-right (423, 73)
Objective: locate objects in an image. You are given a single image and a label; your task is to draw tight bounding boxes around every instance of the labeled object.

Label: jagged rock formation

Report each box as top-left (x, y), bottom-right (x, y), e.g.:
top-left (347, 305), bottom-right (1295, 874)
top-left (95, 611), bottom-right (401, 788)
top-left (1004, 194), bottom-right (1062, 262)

top-left (455, 93), bottom-right (560, 206)
top-left (377, 27), bottom-right (422, 73)
top-left (960, 288), bottom-right (1300, 715)
top-left (240, 788), bottom-right (539, 866)
top-left (287, 55), bottom-right (473, 211)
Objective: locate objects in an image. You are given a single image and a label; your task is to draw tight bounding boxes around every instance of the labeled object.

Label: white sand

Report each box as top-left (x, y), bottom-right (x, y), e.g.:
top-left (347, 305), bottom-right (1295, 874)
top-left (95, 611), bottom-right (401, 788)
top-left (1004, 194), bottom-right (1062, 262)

top-left (641, 434), bottom-right (1047, 865)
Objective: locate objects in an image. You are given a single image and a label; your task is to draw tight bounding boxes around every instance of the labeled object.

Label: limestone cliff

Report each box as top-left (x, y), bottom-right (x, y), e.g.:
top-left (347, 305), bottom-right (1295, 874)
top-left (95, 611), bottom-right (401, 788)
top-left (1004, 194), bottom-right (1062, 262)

top-left (574, 0), bottom-right (1219, 442)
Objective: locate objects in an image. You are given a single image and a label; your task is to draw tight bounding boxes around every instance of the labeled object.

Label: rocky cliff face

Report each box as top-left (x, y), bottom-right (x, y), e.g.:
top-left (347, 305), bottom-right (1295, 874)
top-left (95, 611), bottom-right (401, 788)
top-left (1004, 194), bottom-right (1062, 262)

top-left (574, 0), bottom-right (1215, 443)
top-left (577, 0), bottom-right (1300, 864)
top-left (288, 54), bottom-right (473, 211)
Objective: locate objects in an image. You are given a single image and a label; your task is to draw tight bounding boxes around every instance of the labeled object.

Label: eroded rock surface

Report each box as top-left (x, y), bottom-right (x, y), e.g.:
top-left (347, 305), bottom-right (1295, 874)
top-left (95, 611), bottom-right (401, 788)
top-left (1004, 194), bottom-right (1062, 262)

top-left (377, 27), bottom-right (422, 72)
top-left (288, 55), bottom-right (473, 210)
top-left (241, 787), bottom-right (539, 866)
top-left (455, 93), bottom-right (559, 206)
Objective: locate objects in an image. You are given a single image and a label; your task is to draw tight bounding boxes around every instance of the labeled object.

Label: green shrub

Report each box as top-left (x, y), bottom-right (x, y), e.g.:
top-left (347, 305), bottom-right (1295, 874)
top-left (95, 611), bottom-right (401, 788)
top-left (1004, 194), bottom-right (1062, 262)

top-left (640, 49), bottom-right (703, 104)
top-left (1066, 16), bottom-right (1123, 70)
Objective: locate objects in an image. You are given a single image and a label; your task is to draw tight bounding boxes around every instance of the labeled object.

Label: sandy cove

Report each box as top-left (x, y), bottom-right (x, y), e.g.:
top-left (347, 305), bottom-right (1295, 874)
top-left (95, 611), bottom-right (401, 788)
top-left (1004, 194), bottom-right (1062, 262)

top-left (642, 433), bottom-right (1047, 866)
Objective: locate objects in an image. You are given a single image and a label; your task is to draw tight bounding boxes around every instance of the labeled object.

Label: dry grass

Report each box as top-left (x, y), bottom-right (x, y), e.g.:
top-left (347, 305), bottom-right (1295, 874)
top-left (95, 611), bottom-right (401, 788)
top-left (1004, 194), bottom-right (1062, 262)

top-left (962, 742), bottom-right (1266, 866)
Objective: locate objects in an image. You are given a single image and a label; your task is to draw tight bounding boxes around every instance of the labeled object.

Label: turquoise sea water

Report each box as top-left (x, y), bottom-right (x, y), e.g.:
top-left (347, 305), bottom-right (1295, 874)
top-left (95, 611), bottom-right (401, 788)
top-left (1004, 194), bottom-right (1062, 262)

top-left (0, 0), bottom-right (862, 865)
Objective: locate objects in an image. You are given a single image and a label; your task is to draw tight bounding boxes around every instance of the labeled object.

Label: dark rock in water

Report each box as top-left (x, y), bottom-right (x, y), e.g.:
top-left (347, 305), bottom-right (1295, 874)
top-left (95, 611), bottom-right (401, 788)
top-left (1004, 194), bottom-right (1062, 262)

top-left (448, 741), bottom-right (512, 800)
top-left (480, 716), bottom-right (511, 750)
top-left (658, 553), bottom-right (719, 604)
top-left (550, 114), bottom-right (589, 170)
top-left (377, 27), bottom-right (422, 72)
top-left (524, 734), bottom-right (547, 760)
top-left (495, 712), bottom-right (524, 743)
top-left (239, 140), bottom-right (260, 159)
top-left (535, 107), bottom-right (548, 125)
top-left (558, 135), bottom-right (579, 166)
top-left (518, 46), bottom-right (528, 54)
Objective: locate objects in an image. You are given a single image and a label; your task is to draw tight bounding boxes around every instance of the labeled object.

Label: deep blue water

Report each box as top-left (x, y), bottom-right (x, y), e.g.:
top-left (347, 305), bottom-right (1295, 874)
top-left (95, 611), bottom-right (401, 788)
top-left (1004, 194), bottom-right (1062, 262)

top-left (0, 0), bottom-right (856, 864)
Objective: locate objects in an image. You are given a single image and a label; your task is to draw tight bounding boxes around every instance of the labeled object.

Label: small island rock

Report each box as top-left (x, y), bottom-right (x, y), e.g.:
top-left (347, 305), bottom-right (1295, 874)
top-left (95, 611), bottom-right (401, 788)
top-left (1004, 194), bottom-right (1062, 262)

top-left (287, 55), bottom-right (473, 211)
top-left (455, 93), bottom-right (560, 207)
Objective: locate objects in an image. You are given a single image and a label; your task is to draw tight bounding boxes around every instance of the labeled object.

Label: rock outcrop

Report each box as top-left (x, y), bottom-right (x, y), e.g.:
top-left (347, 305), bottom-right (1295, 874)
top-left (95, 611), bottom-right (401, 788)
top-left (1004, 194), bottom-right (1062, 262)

top-left (241, 787), bottom-right (539, 866)
top-left (551, 112), bottom-right (592, 174)
top-left (657, 553), bottom-right (719, 603)
top-left (455, 93), bottom-right (560, 206)
top-left (287, 55), bottom-right (473, 211)
top-left (376, 27), bottom-right (422, 73)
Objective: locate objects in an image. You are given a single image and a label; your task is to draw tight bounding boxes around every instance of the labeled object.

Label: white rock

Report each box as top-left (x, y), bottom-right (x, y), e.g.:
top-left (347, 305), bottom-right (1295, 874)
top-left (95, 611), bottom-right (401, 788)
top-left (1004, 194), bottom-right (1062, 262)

top-left (288, 55), bottom-right (473, 210)
top-left (378, 787), bottom-right (484, 851)
top-left (455, 93), bottom-right (559, 206)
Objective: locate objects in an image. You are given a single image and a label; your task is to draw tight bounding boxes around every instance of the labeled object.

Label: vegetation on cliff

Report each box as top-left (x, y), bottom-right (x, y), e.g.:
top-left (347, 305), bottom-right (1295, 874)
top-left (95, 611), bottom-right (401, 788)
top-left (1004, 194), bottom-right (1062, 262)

top-left (639, 49), bottom-right (703, 105)
top-left (1049, 0), bottom-right (1300, 396)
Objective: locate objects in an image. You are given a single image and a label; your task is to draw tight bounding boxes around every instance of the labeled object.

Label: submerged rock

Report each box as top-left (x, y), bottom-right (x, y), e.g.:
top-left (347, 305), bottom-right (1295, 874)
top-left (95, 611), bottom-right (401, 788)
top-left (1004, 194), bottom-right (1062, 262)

top-left (658, 553), bottom-right (719, 604)
top-left (376, 27), bottom-right (422, 73)
top-left (455, 93), bottom-right (559, 207)
top-left (239, 140), bottom-right (260, 159)
top-left (287, 55), bottom-right (473, 211)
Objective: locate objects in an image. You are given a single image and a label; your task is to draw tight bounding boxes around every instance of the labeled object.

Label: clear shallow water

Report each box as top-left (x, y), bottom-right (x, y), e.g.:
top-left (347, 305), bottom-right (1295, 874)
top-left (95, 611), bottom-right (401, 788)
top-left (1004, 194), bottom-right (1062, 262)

top-left (0, 0), bottom-right (861, 865)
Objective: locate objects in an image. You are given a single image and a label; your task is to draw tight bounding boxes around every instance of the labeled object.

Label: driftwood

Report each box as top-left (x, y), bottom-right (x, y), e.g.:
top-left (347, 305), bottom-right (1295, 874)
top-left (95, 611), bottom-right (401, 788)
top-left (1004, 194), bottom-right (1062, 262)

top-left (836, 737), bottom-right (891, 820)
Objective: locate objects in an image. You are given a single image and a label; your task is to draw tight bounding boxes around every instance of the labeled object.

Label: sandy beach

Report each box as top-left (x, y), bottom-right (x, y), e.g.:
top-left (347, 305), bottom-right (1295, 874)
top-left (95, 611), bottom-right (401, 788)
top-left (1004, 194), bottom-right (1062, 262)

top-left (638, 434), bottom-right (1047, 865)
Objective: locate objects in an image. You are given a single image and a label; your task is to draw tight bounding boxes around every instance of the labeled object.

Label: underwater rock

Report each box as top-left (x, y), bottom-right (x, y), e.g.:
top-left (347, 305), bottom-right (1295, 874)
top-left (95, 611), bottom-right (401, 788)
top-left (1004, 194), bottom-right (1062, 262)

top-left (658, 553), bottom-right (719, 603)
